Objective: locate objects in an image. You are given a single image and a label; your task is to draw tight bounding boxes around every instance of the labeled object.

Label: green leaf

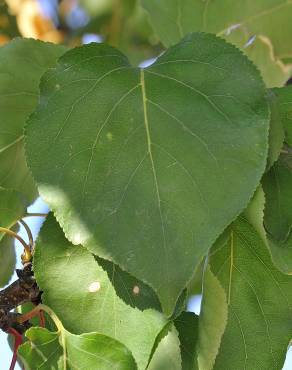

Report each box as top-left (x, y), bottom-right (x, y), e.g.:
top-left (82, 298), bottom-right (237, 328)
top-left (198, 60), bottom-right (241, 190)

top-left (148, 325), bottom-right (181, 370)
top-left (274, 85), bottom-right (292, 146)
top-left (174, 312), bottom-right (199, 370)
top-left (33, 215), bottom-right (167, 370)
top-left (18, 327), bottom-right (62, 369)
top-left (0, 188), bottom-right (25, 286)
top-left (262, 152), bottom-right (292, 241)
top-left (206, 217), bottom-right (292, 370)
top-left (267, 90), bottom-right (284, 169)
top-left (18, 325), bottom-right (137, 370)
top-left (141, 0), bottom-right (292, 58)
top-left (196, 267), bottom-right (228, 370)
top-left (220, 30), bottom-right (292, 88)
top-left (0, 225), bottom-right (17, 287)
top-left (0, 187), bottom-right (26, 234)
top-left (0, 38), bottom-right (66, 203)
top-left (26, 33), bottom-right (269, 314)
top-left (96, 256), bottom-right (161, 311)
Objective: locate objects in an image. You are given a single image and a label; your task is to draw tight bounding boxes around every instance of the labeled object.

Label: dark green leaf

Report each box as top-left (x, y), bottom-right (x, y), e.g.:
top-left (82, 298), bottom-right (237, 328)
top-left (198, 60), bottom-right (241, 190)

top-left (174, 312), bottom-right (199, 370)
top-left (96, 256), bottom-right (161, 311)
top-left (26, 33), bottom-right (269, 314)
top-left (267, 90), bottom-right (284, 169)
top-left (205, 217), bottom-right (292, 370)
top-left (263, 152), bottom-right (292, 241)
top-left (0, 38), bottom-right (66, 202)
top-left (33, 215), bottom-right (166, 369)
top-left (274, 85), bottom-right (292, 146)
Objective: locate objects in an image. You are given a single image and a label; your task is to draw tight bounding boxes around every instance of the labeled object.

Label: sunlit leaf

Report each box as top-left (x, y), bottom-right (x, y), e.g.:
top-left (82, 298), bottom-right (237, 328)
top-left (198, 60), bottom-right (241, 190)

top-left (26, 33), bottom-right (269, 314)
top-left (33, 215), bottom-right (166, 369)
top-left (147, 325), bottom-right (181, 370)
top-left (18, 325), bottom-right (137, 370)
top-left (141, 0), bottom-right (292, 59)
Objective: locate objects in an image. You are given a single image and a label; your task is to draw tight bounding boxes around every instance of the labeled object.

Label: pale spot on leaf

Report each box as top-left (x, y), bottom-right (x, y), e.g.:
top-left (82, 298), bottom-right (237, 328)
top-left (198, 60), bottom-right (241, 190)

top-left (88, 281), bottom-right (101, 292)
top-left (133, 285), bottom-right (140, 295)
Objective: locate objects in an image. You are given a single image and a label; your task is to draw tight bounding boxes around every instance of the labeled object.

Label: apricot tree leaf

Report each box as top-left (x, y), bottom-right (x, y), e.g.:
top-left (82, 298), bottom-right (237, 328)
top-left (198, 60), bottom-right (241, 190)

top-left (0, 38), bottom-right (66, 202)
top-left (26, 33), bottom-right (269, 314)
top-left (33, 215), bottom-right (166, 370)
top-left (206, 217), bottom-right (292, 369)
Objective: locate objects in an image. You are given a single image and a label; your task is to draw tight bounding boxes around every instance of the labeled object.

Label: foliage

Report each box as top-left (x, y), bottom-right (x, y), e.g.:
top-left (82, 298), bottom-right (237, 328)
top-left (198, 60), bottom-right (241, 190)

top-left (0, 1), bottom-right (292, 369)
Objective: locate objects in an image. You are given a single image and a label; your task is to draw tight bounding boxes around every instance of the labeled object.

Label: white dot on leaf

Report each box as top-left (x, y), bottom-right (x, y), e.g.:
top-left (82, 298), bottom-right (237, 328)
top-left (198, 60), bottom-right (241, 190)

top-left (133, 285), bottom-right (140, 295)
top-left (88, 281), bottom-right (101, 292)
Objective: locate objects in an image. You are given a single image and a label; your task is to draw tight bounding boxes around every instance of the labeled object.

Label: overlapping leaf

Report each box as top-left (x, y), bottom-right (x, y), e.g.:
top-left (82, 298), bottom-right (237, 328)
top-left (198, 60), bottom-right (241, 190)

top-left (274, 85), bottom-right (292, 146)
top-left (18, 326), bottom-right (137, 369)
top-left (26, 33), bottom-right (269, 314)
top-left (141, 0), bottom-right (292, 59)
top-left (263, 152), bottom-right (292, 241)
top-left (0, 188), bottom-right (26, 286)
top-left (204, 217), bottom-right (292, 370)
top-left (0, 226), bottom-right (17, 287)
top-left (0, 38), bottom-right (66, 202)
top-left (33, 215), bottom-right (167, 369)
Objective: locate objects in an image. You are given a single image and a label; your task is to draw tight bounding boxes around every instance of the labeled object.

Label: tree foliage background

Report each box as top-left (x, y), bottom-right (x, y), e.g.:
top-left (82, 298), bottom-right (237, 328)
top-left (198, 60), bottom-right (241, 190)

top-left (0, 1), bottom-right (292, 369)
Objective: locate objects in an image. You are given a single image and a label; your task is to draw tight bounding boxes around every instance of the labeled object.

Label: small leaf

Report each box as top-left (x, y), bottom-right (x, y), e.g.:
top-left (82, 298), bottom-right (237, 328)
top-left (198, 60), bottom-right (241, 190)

top-left (274, 85), bottom-right (292, 146)
top-left (207, 217), bottom-right (292, 370)
top-left (33, 215), bottom-right (167, 370)
top-left (18, 327), bottom-right (62, 369)
top-left (0, 38), bottom-right (66, 202)
top-left (26, 33), bottom-right (269, 314)
top-left (18, 326), bottom-right (137, 370)
top-left (262, 152), bottom-right (292, 241)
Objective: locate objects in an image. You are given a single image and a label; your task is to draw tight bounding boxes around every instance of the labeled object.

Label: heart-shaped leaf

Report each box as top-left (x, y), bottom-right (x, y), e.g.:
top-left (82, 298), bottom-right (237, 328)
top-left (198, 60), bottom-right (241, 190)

top-left (0, 38), bottom-right (66, 203)
top-left (33, 215), bottom-right (167, 369)
top-left (203, 217), bottom-right (292, 369)
top-left (26, 33), bottom-right (269, 314)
